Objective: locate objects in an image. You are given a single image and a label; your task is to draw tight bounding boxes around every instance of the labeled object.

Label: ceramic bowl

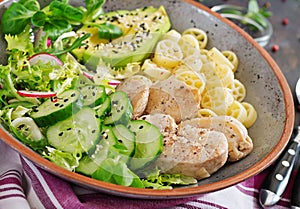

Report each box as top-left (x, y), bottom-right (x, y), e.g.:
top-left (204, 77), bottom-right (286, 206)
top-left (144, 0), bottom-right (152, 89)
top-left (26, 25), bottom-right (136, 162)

top-left (0, 0), bottom-right (294, 198)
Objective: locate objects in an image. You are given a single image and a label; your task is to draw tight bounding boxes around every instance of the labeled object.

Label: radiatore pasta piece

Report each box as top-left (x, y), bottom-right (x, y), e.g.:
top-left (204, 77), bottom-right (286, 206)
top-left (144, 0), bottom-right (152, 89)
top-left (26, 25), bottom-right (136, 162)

top-left (174, 70), bottom-right (206, 96)
top-left (222, 50), bottom-right (239, 72)
top-left (182, 28), bottom-right (208, 49)
top-left (227, 79), bottom-right (246, 102)
top-left (161, 29), bottom-right (182, 42)
top-left (152, 39), bottom-right (183, 68)
top-left (201, 87), bottom-right (234, 115)
top-left (178, 34), bottom-right (200, 57)
top-left (141, 59), bottom-right (171, 81)
top-left (198, 108), bottom-right (218, 117)
top-left (207, 47), bottom-right (234, 71)
top-left (241, 102), bottom-right (258, 128)
top-left (226, 100), bottom-right (248, 124)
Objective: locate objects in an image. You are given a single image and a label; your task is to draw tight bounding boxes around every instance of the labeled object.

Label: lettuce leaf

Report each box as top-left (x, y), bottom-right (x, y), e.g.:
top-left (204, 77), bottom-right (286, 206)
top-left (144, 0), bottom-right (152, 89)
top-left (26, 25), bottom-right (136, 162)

top-left (91, 158), bottom-right (144, 187)
top-left (5, 25), bottom-right (34, 54)
top-left (43, 146), bottom-right (81, 171)
top-left (141, 168), bottom-right (197, 189)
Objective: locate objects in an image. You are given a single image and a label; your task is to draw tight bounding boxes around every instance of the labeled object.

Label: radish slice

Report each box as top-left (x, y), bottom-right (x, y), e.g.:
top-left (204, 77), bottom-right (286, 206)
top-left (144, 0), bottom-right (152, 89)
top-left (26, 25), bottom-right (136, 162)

top-left (47, 38), bottom-right (51, 47)
top-left (17, 90), bottom-right (57, 98)
top-left (82, 71), bottom-right (94, 80)
top-left (108, 80), bottom-right (121, 86)
top-left (29, 53), bottom-right (63, 66)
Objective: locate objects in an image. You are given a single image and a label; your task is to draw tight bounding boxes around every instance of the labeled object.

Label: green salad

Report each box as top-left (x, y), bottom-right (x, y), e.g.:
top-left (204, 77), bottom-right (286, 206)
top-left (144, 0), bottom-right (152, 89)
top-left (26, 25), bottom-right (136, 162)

top-left (0, 0), bottom-right (197, 189)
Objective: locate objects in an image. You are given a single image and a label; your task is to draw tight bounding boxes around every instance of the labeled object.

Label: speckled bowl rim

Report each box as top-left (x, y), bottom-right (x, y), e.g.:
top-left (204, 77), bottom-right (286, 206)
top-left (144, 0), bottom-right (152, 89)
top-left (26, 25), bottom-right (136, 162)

top-left (0, 0), bottom-right (294, 199)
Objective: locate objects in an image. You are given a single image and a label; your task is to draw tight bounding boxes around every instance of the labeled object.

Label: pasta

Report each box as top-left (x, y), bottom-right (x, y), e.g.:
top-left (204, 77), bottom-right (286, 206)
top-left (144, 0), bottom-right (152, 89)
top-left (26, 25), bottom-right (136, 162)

top-left (141, 59), bottom-right (171, 81)
top-left (222, 50), bottom-right (239, 72)
top-left (227, 79), bottom-right (246, 102)
top-left (152, 39), bottom-right (183, 68)
top-left (241, 102), bottom-right (258, 128)
top-left (180, 54), bottom-right (203, 73)
top-left (161, 29), bottom-right (182, 42)
top-left (178, 34), bottom-right (200, 58)
top-left (147, 27), bottom-right (257, 127)
top-left (207, 47), bottom-right (234, 71)
top-left (198, 108), bottom-right (218, 117)
top-left (182, 28), bottom-right (208, 49)
top-left (201, 87), bottom-right (234, 115)
top-left (226, 100), bottom-right (247, 124)
top-left (174, 69), bottom-right (206, 95)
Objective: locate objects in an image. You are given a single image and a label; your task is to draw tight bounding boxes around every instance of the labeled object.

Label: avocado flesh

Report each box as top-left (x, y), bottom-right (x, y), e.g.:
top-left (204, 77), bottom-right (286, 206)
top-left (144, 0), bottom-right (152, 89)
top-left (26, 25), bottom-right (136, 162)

top-left (72, 6), bottom-right (171, 68)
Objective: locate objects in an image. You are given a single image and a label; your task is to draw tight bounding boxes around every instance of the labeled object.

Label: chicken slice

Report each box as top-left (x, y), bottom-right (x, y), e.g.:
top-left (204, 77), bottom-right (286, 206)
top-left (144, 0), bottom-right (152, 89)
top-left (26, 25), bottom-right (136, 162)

top-left (138, 113), bottom-right (178, 138)
top-left (145, 76), bottom-right (199, 123)
top-left (181, 116), bottom-right (253, 161)
top-left (155, 127), bottom-right (228, 180)
top-left (117, 75), bottom-right (152, 118)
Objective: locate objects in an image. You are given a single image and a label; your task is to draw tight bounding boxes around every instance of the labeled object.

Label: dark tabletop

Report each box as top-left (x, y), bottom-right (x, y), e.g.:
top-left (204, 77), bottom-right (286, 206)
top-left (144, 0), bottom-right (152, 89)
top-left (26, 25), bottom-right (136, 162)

top-left (200, 0), bottom-right (300, 167)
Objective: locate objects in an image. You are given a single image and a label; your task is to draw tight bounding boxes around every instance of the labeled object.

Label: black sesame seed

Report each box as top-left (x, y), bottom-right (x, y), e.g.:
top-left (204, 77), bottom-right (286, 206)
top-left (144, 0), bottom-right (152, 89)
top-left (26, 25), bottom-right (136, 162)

top-left (59, 132), bottom-right (64, 136)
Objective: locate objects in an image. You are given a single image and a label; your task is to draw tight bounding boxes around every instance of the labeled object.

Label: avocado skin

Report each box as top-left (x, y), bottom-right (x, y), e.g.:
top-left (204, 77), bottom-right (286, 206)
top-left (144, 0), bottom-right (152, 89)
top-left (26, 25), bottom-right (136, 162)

top-left (72, 6), bottom-right (171, 68)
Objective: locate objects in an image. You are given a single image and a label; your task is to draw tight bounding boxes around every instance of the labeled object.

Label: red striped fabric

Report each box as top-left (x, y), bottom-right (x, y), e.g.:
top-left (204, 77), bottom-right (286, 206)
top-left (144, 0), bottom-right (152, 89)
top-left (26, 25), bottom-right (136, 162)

top-left (0, 139), bottom-right (293, 209)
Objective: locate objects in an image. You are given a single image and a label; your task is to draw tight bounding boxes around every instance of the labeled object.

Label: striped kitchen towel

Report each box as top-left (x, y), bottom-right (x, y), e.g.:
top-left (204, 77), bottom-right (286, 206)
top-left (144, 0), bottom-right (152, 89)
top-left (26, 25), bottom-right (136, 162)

top-left (0, 139), bottom-right (293, 209)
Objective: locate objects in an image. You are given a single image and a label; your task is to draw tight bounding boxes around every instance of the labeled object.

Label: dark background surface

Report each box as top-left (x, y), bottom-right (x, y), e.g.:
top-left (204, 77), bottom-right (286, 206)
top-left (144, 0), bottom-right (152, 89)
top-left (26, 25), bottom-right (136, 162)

top-left (200, 0), bottom-right (300, 168)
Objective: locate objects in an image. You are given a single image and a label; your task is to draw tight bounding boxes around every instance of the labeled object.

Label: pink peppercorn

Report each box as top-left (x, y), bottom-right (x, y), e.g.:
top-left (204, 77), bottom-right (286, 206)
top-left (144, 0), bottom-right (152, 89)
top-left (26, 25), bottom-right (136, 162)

top-left (282, 18), bottom-right (289, 25)
top-left (272, 45), bottom-right (279, 52)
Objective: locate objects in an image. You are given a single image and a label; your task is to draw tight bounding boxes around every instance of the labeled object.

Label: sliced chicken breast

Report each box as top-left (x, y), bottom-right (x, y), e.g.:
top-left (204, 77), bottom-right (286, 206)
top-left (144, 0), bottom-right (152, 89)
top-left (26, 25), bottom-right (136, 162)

top-left (117, 75), bottom-right (152, 118)
top-left (145, 76), bottom-right (199, 123)
top-left (181, 116), bottom-right (253, 161)
top-left (155, 127), bottom-right (228, 180)
top-left (138, 113), bottom-right (178, 138)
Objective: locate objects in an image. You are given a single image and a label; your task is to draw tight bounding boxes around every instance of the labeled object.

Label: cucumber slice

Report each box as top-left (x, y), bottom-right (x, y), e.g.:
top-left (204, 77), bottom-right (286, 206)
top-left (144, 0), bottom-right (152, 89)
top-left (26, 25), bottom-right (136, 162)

top-left (76, 126), bottom-right (117, 176)
top-left (11, 117), bottom-right (44, 142)
top-left (127, 120), bottom-right (163, 171)
top-left (10, 117), bottom-right (47, 150)
top-left (76, 73), bottom-right (94, 87)
top-left (112, 124), bottom-right (135, 158)
top-left (100, 126), bottom-right (118, 145)
top-left (79, 85), bottom-right (107, 107)
top-left (95, 96), bottom-right (111, 119)
top-left (46, 107), bottom-right (101, 155)
top-left (31, 89), bottom-right (82, 127)
top-left (103, 91), bottom-right (132, 125)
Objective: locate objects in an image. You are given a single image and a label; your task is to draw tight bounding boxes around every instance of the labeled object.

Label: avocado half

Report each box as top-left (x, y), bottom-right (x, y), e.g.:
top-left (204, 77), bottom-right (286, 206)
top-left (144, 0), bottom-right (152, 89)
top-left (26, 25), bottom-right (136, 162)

top-left (72, 6), bottom-right (171, 68)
